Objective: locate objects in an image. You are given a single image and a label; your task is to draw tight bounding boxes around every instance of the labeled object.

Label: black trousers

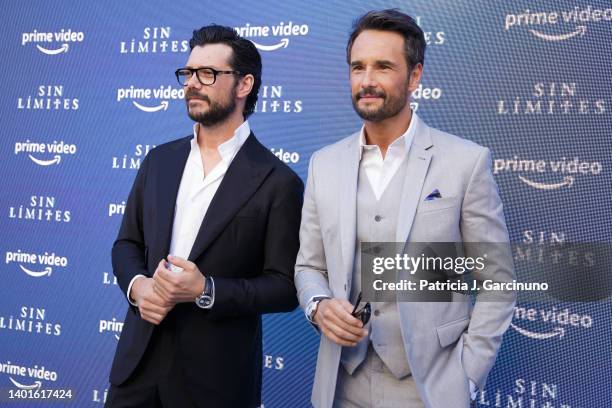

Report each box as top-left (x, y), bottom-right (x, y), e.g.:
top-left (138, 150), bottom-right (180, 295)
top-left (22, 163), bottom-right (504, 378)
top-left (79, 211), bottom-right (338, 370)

top-left (105, 317), bottom-right (196, 408)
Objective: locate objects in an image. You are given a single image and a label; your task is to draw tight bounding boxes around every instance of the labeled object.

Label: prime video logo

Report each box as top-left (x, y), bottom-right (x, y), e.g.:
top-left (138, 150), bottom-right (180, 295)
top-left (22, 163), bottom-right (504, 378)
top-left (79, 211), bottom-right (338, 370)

top-left (0, 361), bottom-right (58, 389)
top-left (234, 21), bottom-right (309, 51)
top-left (99, 318), bottom-right (123, 341)
top-left (5, 250), bottom-right (68, 278)
top-left (505, 6), bottom-right (612, 41)
top-left (511, 305), bottom-right (593, 340)
top-left (493, 156), bottom-right (602, 190)
top-left (14, 140), bottom-right (77, 166)
top-left (21, 29), bottom-right (84, 54)
top-left (117, 85), bottom-right (184, 112)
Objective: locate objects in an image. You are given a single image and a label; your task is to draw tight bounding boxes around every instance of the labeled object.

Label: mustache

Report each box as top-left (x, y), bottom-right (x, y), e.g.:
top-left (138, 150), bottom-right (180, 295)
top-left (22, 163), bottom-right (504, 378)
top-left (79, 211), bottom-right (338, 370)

top-left (185, 91), bottom-right (210, 103)
top-left (356, 88), bottom-right (385, 99)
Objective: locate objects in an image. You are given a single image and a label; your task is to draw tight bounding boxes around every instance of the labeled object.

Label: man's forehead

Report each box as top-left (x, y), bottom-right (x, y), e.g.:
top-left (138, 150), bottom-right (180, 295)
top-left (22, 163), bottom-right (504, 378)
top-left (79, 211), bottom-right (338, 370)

top-left (186, 43), bottom-right (233, 67)
top-left (350, 30), bottom-right (405, 61)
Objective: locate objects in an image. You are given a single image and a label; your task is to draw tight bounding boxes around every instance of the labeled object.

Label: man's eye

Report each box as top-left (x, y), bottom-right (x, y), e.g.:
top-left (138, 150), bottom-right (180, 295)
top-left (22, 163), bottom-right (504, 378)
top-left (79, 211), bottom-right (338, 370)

top-left (199, 69), bottom-right (215, 78)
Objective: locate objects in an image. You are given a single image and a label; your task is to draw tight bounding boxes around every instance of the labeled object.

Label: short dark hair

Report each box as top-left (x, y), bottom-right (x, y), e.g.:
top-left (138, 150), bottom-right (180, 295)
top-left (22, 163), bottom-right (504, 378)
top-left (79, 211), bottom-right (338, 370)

top-left (189, 25), bottom-right (261, 118)
top-left (346, 9), bottom-right (426, 72)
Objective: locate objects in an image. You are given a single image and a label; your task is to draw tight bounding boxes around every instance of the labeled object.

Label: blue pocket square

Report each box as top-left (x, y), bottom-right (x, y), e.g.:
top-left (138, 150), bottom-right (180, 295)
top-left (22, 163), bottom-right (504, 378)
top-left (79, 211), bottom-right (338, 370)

top-left (424, 189), bottom-right (442, 201)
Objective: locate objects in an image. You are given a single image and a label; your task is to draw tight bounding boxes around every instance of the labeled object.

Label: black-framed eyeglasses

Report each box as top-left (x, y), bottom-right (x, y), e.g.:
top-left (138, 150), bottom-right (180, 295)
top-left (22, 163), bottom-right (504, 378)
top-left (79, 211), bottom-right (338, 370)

top-left (351, 292), bottom-right (371, 325)
top-left (175, 67), bottom-right (243, 86)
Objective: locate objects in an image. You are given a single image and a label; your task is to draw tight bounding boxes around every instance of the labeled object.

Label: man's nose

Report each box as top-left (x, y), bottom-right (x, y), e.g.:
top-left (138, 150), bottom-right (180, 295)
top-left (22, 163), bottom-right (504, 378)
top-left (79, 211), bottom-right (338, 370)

top-left (360, 67), bottom-right (378, 89)
top-left (185, 72), bottom-right (201, 89)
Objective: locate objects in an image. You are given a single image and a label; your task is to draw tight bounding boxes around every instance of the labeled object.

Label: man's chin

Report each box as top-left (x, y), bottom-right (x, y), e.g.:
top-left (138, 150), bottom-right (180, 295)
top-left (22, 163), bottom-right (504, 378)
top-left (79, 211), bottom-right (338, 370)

top-left (356, 107), bottom-right (386, 122)
top-left (188, 111), bottom-right (206, 123)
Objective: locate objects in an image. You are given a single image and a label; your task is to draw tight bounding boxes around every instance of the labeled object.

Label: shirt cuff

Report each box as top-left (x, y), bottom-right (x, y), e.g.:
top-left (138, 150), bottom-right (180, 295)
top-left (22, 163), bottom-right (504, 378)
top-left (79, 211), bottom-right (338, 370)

top-left (127, 274), bottom-right (145, 307)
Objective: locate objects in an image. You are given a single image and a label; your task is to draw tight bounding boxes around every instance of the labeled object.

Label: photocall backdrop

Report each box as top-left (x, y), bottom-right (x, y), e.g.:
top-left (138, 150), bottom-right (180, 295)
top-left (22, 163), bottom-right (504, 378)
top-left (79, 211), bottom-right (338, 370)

top-left (1, 0), bottom-right (610, 406)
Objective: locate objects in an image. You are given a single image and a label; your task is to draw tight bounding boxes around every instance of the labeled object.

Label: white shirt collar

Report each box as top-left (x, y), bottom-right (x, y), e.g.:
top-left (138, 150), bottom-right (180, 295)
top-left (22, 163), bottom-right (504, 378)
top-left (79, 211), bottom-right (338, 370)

top-left (358, 111), bottom-right (417, 159)
top-left (190, 120), bottom-right (251, 164)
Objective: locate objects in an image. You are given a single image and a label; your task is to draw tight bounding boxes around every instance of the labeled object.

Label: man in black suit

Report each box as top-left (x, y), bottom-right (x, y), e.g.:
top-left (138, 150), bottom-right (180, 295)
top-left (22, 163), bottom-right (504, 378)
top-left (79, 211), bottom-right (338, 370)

top-left (105, 25), bottom-right (303, 408)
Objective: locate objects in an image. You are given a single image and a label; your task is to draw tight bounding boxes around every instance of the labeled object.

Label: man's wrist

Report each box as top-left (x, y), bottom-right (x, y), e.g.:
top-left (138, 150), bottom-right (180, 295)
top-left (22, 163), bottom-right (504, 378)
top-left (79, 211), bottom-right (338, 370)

top-left (193, 274), bottom-right (205, 298)
top-left (306, 296), bottom-right (329, 323)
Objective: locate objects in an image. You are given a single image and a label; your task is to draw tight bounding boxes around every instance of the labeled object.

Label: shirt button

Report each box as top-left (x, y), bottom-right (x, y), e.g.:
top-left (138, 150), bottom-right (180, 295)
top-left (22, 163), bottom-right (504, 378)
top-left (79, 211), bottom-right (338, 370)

top-left (374, 215), bottom-right (382, 222)
top-left (374, 310), bottom-right (380, 316)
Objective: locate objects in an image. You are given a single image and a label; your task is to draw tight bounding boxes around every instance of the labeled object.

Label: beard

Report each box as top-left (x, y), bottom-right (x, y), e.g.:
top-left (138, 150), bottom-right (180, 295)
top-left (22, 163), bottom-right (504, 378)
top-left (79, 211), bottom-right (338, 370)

top-left (185, 86), bottom-right (237, 126)
top-left (352, 83), bottom-right (408, 123)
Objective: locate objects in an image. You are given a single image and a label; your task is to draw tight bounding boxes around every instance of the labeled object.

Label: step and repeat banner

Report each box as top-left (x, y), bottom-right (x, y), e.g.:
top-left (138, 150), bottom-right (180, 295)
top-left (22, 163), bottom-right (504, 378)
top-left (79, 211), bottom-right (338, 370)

top-left (1, 0), bottom-right (610, 406)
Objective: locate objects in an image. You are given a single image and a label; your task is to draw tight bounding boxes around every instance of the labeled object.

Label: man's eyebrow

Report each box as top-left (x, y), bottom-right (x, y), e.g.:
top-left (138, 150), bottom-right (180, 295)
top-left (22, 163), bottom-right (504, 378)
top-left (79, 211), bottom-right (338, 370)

top-left (184, 65), bottom-right (220, 70)
top-left (375, 60), bottom-right (397, 67)
top-left (350, 59), bottom-right (397, 67)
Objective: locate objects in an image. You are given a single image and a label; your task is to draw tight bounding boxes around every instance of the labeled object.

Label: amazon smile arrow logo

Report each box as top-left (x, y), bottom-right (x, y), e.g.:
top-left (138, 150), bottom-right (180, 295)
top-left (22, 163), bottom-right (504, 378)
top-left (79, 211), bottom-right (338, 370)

top-left (529, 25), bottom-right (586, 41)
top-left (511, 323), bottom-right (565, 340)
top-left (250, 38), bottom-right (289, 51)
top-left (518, 175), bottom-right (574, 190)
top-left (35, 43), bottom-right (69, 55)
top-left (19, 265), bottom-right (53, 277)
top-left (9, 377), bottom-right (42, 389)
top-left (28, 154), bottom-right (61, 166)
top-left (132, 100), bottom-right (169, 112)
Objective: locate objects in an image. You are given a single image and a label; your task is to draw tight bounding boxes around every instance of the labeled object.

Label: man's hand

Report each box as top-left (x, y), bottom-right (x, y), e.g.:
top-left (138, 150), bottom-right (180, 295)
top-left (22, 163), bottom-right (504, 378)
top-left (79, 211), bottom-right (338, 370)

top-left (152, 255), bottom-right (205, 304)
top-left (313, 298), bottom-right (368, 347)
top-left (131, 276), bottom-right (174, 325)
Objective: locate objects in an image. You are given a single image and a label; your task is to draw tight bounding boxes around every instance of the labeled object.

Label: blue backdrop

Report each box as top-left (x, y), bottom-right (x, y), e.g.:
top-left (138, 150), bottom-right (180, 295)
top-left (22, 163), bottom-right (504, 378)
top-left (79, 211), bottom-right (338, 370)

top-left (1, 0), bottom-right (610, 406)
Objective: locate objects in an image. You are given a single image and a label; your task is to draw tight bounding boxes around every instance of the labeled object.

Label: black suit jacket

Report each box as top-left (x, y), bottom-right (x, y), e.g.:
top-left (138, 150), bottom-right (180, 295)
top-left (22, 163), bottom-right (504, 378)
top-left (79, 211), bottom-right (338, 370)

top-left (109, 132), bottom-right (303, 407)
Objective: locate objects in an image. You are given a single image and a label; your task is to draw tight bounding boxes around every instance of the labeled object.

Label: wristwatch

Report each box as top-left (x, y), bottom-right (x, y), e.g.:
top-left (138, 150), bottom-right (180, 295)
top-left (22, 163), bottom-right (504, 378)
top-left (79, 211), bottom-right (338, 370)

top-left (195, 276), bottom-right (214, 309)
top-left (306, 296), bottom-right (329, 323)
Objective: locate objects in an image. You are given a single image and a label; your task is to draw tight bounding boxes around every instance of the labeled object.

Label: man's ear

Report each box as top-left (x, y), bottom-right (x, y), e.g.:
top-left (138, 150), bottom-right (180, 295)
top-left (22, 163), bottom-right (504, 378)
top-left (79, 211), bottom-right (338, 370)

top-left (408, 63), bottom-right (423, 93)
top-left (236, 74), bottom-right (254, 99)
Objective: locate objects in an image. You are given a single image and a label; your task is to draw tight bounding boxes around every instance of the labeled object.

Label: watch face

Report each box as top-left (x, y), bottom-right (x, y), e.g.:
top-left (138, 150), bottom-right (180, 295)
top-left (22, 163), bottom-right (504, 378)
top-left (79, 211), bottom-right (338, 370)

top-left (198, 296), bottom-right (211, 308)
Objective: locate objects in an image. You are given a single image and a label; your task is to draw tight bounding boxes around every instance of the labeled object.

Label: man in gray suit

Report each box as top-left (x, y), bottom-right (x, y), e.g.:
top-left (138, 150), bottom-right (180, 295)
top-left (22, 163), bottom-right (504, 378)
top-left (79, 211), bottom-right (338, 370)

top-left (295, 9), bottom-right (516, 408)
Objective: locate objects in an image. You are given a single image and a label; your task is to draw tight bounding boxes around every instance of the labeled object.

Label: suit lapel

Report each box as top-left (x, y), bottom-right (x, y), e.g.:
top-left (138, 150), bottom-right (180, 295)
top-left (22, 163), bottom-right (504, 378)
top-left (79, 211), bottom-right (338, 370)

top-left (339, 133), bottom-right (360, 297)
top-left (396, 115), bottom-right (433, 244)
top-left (156, 137), bottom-right (191, 259)
top-left (188, 133), bottom-right (273, 262)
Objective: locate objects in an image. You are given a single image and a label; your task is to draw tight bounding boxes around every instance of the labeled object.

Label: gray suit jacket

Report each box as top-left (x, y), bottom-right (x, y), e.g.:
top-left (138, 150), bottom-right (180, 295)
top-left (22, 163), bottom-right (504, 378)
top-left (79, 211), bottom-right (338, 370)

top-left (295, 114), bottom-right (516, 408)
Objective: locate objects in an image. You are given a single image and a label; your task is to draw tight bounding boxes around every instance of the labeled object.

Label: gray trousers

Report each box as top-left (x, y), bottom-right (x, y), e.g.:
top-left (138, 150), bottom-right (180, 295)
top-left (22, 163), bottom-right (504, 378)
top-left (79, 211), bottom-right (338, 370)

top-left (333, 345), bottom-right (425, 408)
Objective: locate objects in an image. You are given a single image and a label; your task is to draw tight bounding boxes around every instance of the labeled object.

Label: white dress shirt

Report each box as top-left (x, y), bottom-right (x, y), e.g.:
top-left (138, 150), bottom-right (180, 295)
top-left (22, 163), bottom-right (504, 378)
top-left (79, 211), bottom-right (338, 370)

top-left (358, 113), bottom-right (416, 199)
top-left (127, 121), bottom-right (251, 307)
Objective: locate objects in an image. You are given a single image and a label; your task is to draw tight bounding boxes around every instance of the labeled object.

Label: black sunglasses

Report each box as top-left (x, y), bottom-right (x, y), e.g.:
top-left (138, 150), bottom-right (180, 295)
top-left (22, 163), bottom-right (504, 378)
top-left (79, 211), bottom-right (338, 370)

top-left (351, 292), bottom-right (371, 325)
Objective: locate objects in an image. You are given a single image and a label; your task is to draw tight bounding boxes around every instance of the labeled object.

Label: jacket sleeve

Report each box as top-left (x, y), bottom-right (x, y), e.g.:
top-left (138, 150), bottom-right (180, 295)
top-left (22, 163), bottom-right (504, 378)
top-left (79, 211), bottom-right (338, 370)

top-left (294, 152), bottom-right (334, 312)
top-left (111, 152), bottom-right (152, 307)
top-left (460, 147), bottom-right (517, 390)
